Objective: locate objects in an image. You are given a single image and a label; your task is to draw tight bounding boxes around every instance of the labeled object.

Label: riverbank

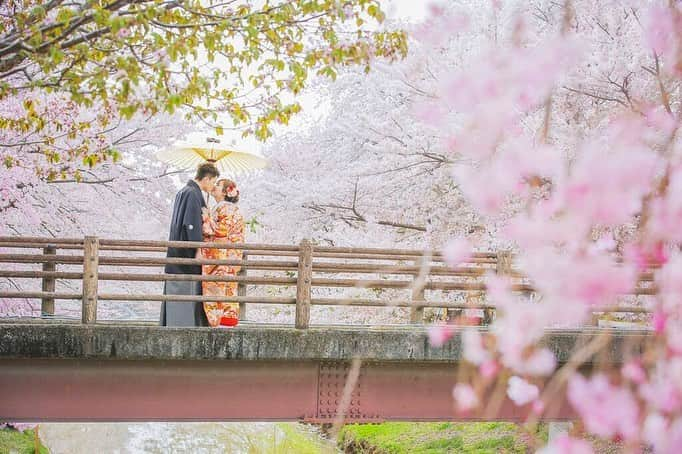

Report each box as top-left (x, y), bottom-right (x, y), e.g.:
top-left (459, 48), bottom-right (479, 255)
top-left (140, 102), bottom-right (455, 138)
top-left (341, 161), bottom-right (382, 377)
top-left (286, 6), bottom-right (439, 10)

top-left (0, 427), bottom-right (48, 454)
top-left (338, 422), bottom-right (548, 453)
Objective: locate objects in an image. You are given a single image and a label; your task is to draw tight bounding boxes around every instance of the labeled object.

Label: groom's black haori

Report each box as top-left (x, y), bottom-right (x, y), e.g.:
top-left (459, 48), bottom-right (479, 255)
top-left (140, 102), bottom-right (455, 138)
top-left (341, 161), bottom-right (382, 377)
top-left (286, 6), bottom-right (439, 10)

top-left (160, 178), bottom-right (209, 326)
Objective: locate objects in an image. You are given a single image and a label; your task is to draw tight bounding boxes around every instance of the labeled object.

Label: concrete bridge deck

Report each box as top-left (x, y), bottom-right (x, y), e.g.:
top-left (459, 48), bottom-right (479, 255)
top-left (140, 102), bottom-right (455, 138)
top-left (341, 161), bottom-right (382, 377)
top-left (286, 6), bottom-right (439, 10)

top-left (0, 324), bottom-right (651, 423)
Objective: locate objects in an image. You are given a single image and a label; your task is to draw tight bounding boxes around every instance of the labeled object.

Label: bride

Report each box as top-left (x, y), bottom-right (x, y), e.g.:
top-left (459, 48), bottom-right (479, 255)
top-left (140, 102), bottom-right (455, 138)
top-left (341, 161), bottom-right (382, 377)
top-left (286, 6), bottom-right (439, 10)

top-left (200, 179), bottom-right (245, 327)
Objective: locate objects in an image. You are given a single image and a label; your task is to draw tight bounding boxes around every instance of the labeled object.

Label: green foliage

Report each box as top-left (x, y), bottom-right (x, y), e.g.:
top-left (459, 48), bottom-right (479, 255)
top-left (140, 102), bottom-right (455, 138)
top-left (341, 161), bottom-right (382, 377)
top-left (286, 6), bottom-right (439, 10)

top-left (269, 423), bottom-right (334, 453)
top-left (245, 215), bottom-right (262, 233)
top-left (0, 428), bottom-right (49, 454)
top-left (1, 0), bottom-right (407, 178)
top-left (338, 422), bottom-right (546, 454)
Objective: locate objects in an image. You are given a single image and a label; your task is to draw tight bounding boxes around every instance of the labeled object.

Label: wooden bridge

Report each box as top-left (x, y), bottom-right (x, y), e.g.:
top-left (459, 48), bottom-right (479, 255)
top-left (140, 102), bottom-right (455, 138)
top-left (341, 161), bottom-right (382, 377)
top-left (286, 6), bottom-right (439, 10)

top-left (0, 236), bottom-right (653, 423)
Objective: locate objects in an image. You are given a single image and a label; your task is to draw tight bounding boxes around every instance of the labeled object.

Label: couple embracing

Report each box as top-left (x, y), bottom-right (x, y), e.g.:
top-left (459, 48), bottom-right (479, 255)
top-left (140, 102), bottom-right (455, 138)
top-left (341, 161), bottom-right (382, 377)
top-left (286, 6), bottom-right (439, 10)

top-left (159, 162), bottom-right (245, 327)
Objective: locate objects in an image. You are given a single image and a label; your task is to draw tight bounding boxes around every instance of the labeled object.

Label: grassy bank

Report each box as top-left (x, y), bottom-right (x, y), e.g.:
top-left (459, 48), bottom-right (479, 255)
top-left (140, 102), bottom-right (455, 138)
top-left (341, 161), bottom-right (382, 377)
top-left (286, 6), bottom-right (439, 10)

top-left (338, 422), bottom-right (548, 454)
top-left (272, 423), bottom-right (336, 453)
top-left (0, 427), bottom-right (49, 454)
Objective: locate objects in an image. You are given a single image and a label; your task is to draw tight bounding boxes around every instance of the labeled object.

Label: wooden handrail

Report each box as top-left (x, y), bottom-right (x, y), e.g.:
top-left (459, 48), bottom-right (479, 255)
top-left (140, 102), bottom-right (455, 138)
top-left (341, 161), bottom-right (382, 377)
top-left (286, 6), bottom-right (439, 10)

top-left (0, 235), bottom-right (495, 258)
top-left (0, 235), bottom-right (656, 328)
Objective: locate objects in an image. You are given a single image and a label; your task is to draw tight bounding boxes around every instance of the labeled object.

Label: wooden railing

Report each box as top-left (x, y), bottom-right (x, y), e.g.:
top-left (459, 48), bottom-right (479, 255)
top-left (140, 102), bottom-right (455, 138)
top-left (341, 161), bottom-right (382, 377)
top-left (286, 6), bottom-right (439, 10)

top-left (0, 236), bottom-right (653, 328)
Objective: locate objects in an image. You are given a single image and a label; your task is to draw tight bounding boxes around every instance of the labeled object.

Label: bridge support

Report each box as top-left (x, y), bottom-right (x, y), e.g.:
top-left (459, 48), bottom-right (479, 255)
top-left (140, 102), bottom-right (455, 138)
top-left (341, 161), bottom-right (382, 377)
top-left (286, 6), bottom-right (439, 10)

top-left (0, 323), bottom-right (648, 422)
top-left (0, 358), bottom-right (575, 422)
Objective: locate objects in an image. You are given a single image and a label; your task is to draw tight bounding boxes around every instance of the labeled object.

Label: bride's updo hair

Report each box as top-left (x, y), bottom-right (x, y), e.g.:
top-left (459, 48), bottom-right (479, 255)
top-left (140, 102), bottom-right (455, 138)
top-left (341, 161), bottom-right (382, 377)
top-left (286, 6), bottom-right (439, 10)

top-left (217, 179), bottom-right (239, 203)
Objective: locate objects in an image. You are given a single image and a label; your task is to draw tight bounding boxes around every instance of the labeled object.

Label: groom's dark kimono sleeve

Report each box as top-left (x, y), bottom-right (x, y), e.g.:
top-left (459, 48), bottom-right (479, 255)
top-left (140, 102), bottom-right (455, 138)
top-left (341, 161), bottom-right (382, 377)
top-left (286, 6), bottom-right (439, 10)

top-left (165, 180), bottom-right (205, 275)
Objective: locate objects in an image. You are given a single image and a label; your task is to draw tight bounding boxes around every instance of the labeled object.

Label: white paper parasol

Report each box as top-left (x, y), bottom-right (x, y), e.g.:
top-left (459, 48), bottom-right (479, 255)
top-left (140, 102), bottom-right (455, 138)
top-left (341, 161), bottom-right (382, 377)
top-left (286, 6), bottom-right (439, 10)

top-left (156, 132), bottom-right (268, 177)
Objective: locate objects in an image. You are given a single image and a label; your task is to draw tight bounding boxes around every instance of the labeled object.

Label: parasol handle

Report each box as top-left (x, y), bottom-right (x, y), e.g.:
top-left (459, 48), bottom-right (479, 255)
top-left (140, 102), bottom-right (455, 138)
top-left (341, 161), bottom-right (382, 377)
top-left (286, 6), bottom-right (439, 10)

top-left (206, 137), bottom-right (219, 161)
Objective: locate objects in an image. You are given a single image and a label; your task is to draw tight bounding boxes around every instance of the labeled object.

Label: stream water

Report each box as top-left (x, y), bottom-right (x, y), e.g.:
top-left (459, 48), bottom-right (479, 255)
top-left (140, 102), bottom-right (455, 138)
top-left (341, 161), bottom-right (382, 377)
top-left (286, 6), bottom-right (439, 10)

top-left (38, 422), bottom-right (337, 453)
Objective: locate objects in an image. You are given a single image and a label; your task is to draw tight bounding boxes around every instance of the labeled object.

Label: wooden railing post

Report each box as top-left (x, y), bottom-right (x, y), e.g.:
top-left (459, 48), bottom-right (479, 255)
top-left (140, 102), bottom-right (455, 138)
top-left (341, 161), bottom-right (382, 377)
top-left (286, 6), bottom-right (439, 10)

top-left (490, 250), bottom-right (513, 324)
top-left (410, 257), bottom-right (425, 323)
top-left (238, 252), bottom-right (248, 321)
top-left (295, 239), bottom-right (313, 329)
top-left (41, 245), bottom-right (56, 316)
top-left (82, 236), bottom-right (99, 324)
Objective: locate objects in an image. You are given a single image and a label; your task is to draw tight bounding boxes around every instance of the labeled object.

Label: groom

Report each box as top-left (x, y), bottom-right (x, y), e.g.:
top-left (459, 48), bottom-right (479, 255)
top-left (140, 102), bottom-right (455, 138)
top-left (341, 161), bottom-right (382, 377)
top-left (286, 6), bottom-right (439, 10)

top-left (160, 162), bottom-right (220, 326)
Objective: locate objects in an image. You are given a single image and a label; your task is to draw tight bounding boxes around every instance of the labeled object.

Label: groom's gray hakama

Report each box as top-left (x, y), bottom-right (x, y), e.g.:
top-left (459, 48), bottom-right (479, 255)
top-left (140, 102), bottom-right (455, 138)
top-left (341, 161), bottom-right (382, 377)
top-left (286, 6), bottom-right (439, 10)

top-left (159, 180), bottom-right (209, 327)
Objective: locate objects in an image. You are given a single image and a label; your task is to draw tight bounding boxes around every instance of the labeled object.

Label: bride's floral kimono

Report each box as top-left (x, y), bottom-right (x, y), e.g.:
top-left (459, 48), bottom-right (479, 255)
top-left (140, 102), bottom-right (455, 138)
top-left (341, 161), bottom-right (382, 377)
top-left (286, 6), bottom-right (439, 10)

top-left (201, 201), bottom-right (245, 327)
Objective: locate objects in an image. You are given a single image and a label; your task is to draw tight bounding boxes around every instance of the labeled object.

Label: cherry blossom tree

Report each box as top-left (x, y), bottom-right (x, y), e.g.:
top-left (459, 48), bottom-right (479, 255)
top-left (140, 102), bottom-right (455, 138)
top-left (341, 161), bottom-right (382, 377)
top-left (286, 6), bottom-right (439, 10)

top-left (0, 0), bottom-right (407, 178)
top-left (413, 0), bottom-right (682, 451)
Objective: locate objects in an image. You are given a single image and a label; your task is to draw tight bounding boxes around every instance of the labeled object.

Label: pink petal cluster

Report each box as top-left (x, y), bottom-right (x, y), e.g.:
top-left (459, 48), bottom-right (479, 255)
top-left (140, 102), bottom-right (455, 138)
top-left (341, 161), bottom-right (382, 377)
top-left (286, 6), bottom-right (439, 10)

top-left (441, 238), bottom-right (471, 269)
top-left (412, 6), bottom-right (469, 46)
top-left (524, 250), bottom-right (635, 310)
top-left (560, 147), bottom-right (661, 226)
top-left (506, 376), bottom-right (539, 406)
top-left (568, 374), bottom-right (639, 441)
top-left (622, 360), bottom-right (647, 385)
top-left (536, 435), bottom-right (593, 454)
top-left (427, 324), bottom-right (455, 347)
top-left (643, 414), bottom-right (682, 453)
top-left (644, 6), bottom-right (681, 64)
top-left (490, 282), bottom-right (555, 374)
top-left (648, 170), bottom-right (682, 244)
top-left (461, 329), bottom-right (490, 365)
top-left (639, 358), bottom-right (682, 414)
top-left (452, 383), bottom-right (478, 412)
top-left (656, 253), bottom-right (682, 314)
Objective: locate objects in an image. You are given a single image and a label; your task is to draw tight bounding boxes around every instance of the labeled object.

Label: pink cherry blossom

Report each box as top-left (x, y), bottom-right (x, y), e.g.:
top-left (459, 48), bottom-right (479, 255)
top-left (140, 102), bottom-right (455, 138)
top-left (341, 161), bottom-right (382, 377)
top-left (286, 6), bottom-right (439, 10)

top-left (532, 399), bottom-right (545, 415)
top-left (492, 298), bottom-right (553, 373)
top-left (648, 169), bottom-right (682, 244)
top-left (442, 238), bottom-right (471, 269)
top-left (644, 414), bottom-right (682, 453)
top-left (645, 106), bottom-right (678, 136)
top-left (504, 214), bottom-right (588, 251)
top-left (657, 254), bottom-right (682, 314)
top-left (653, 309), bottom-right (668, 334)
top-left (622, 360), bottom-right (647, 385)
top-left (524, 250), bottom-right (636, 309)
top-left (560, 147), bottom-right (662, 226)
top-left (462, 329), bottom-right (489, 365)
top-left (626, 242), bottom-right (669, 273)
top-left (117, 28), bottom-right (131, 39)
top-left (518, 348), bottom-right (557, 376)
top-left (452, 163), bottom-right (516, 215)
top-left (568, 374), bottom-right (639, 441)
top-left (590, 236), bottom-right (617, 254)
top-left (479, 359), bottom-right (500, 379)
top-left (641, 379), bottom-right (682, 415)
top-left (536, 435), bottom-right (593, 454)
top-left (507, 376), bottom-right (539, 406)
top-left (427, 324), bottom-right (455, 347)
top-left (413, 6), bottom-right (469, 46)
top-left (644, 6), bottom-right (678, 57)
top-left (452, 383), bottom-right (478, 412)
top-left (484, 272), bottom-right (514, 307)
top-left (667, 324), bottom-right (682, 356)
